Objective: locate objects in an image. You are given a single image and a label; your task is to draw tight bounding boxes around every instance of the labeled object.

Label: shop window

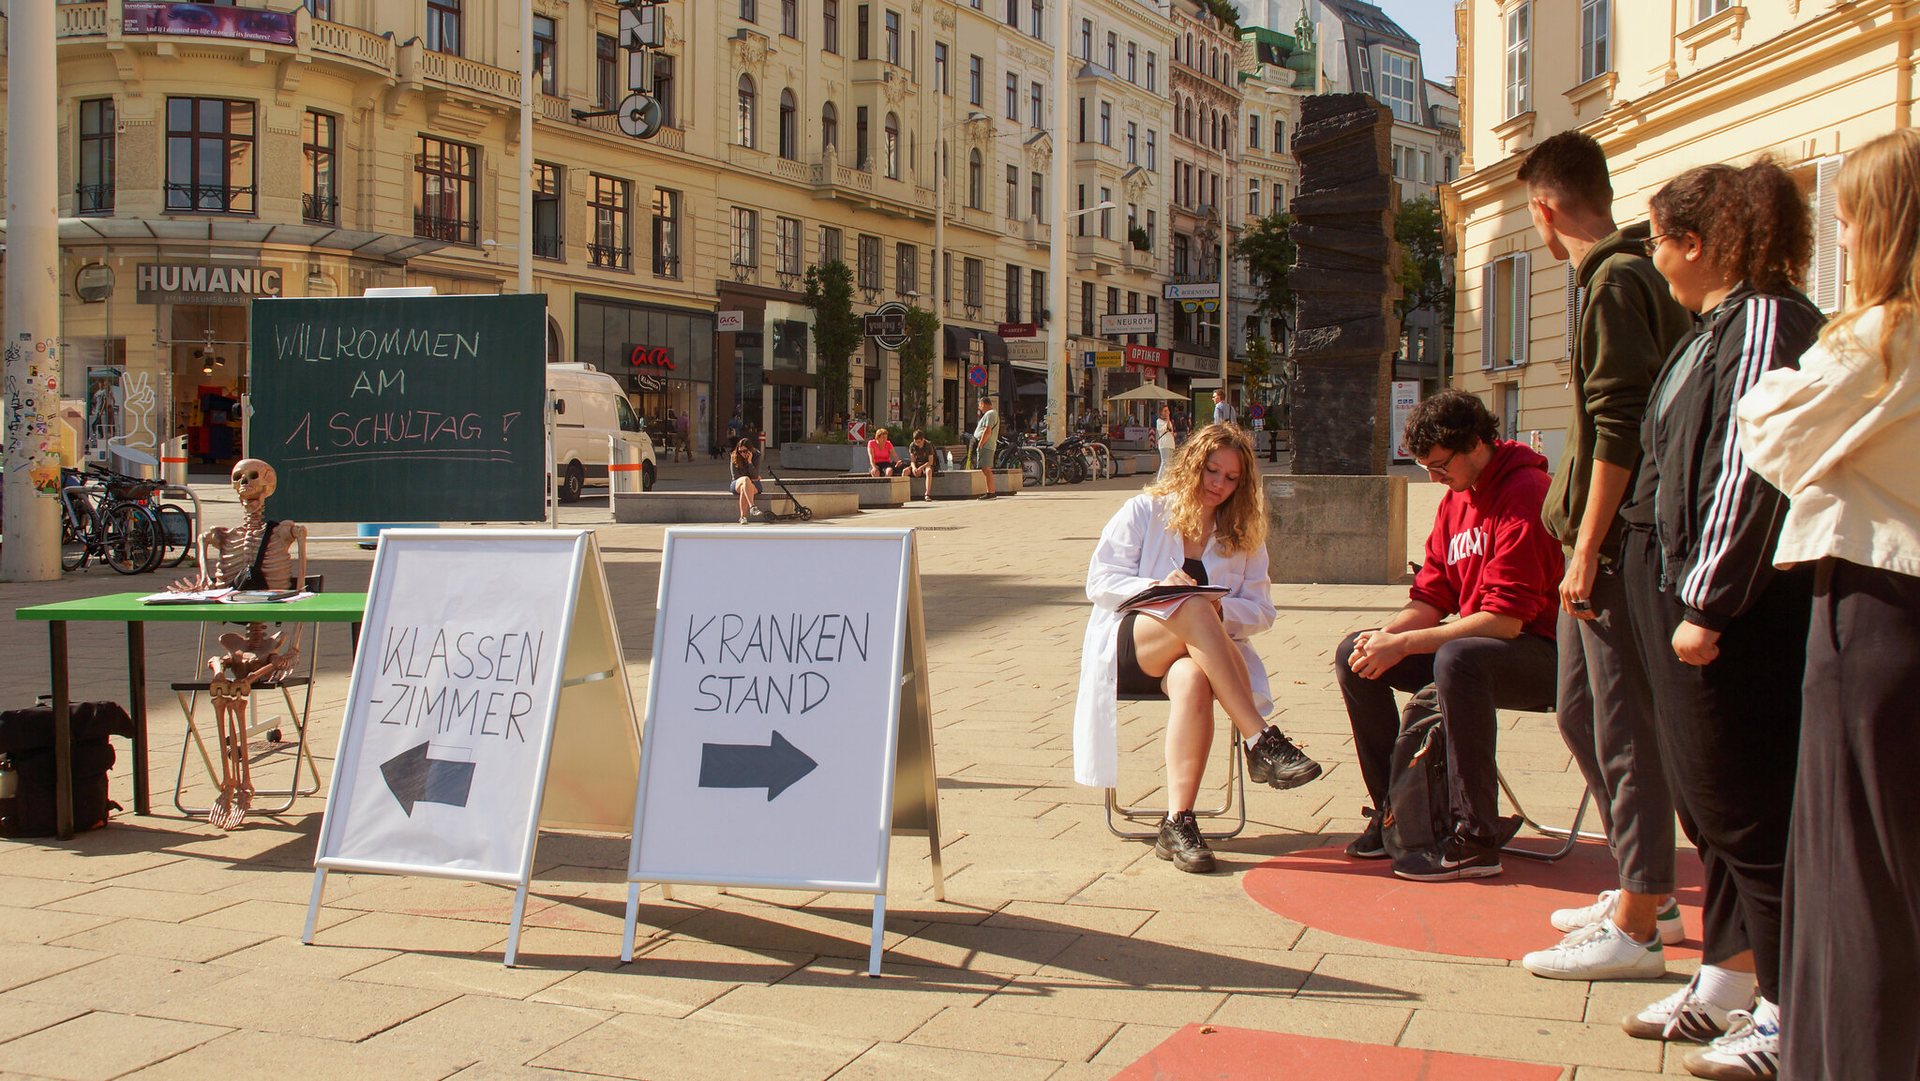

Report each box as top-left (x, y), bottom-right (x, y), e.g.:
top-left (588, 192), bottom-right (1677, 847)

top-left (77, 98), bottom-right (115, 215)
top-left (533, 163), bottom-right (562, 260)
top-left (413, 134), bottom-right (477, 243)
top-left (652, 188), bottom-right (682, 278)
top-left (166, 97), bottom-right (256, 213)
top-left (589, 174), bottom-right (631, 270)
top-left (427, 0), bottom-right (462, 56)
top-left (302, 110), bottom-right (338, 224)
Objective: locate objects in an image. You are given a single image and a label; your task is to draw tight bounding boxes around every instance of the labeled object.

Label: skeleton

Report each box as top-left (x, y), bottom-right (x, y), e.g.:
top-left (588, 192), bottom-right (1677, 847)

top-left (171, 459), bottom-right (308, 829)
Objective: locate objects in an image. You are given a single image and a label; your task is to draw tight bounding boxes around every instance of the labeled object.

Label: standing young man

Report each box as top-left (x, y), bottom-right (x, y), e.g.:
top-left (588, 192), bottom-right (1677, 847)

top-left (1334, 390), bottom-right (1564, 881)
top-left (1212, 388), bottom-right (1236, 426)
top-left (1515, 131), bottom-right (1696, 981)
top-left (973, 394), bottom-right (1000, 499)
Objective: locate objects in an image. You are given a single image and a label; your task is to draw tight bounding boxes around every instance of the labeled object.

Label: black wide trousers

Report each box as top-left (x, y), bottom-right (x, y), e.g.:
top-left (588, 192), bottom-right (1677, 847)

top-left (1781, 559), bottom-right (1920, 1081)
top-left (1621, 526), bottom-right (1810, 1003)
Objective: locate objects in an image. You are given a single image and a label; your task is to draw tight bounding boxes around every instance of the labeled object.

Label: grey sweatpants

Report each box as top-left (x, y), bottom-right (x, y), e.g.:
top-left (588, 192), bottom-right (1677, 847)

top-left (1555, 562), bottom-right (1677, 895)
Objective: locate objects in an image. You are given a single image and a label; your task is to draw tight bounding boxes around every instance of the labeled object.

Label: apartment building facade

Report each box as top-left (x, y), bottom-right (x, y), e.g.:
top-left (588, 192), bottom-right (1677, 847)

top-left (1449, 0), bottom-right (1915, 462)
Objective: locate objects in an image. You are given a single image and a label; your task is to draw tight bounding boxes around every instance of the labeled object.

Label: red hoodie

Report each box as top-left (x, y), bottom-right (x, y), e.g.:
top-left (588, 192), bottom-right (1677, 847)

top-left (1409, 440), bottom-right (1563, 640)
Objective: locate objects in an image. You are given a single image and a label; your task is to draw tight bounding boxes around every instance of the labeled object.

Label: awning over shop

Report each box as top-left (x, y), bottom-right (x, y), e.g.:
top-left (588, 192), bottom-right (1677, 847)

top-left (943, 325), bottom-right (1008, 364)
top-left (0, 217), bottom-right (447, 264)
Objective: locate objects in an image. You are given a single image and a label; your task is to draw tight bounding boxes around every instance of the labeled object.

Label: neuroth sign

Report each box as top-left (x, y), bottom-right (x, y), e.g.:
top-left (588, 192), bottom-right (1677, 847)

top-left (248, 293), bottom-right (547, 522)
top-left (630, 531), bottom-right (913, 892)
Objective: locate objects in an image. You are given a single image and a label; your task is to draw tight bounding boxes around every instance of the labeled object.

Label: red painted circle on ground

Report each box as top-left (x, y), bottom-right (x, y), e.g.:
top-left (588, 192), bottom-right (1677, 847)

top-left (1244, 841), bottom-right (1706, 961)
top-left (1112, 1025), bottom-right (1566, 1081)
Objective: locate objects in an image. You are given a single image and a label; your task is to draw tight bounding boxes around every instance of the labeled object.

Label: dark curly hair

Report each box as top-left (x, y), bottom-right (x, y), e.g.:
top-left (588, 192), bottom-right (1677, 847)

top-left (1649, 158), bottom-right (1811, 296)
top-left (1403, 389), bottom-right (1499, 459)
top-left (1517, 131), bottom-right (1614, 214)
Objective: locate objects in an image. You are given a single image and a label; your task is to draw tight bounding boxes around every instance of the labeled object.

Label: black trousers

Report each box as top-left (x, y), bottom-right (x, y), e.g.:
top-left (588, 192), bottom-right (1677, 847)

top-left (1781, 560), bottom-right (1920, 1081)
top-left (1335, 630), bottom-right (1558, 841)
top-left (1621, 526), bottom-right (1810, 1003)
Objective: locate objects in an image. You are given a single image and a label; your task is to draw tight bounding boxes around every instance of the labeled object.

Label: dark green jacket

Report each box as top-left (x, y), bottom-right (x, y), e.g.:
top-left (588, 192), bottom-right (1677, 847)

top-left (1542, 222), bottom-right (1693, 556)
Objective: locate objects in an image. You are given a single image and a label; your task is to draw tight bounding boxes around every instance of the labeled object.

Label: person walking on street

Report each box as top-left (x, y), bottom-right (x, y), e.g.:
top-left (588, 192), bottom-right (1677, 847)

top-left (1515, 131), bottom-right (1694, 982)
top-left (1212, 388), bottom-right (1236, 427)
top-left (973, 394), bottom-right (1001, 499)
top-left (1156, 403), bottom-right (1177, 480)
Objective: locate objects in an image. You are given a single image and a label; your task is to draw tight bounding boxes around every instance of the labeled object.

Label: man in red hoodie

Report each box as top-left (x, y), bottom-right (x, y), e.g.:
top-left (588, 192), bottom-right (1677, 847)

top-left (1334, 390), bottom-right (1564, 881)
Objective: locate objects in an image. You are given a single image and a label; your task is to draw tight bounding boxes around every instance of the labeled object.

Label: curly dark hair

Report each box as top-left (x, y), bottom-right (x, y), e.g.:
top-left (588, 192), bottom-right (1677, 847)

top-left (1403, 389), bottom-right (1499, 459)
top-left (1650, 158), bottom-right (1811, 296)
top-left (1517, 131), bottom-right (1614, 214)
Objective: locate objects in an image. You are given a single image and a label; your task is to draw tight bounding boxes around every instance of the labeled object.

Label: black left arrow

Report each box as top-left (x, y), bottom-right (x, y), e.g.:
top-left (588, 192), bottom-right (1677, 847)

top-left (698, 730), bottom-right (818, 801)
top-left (380, 741), bottom-right (476, 816)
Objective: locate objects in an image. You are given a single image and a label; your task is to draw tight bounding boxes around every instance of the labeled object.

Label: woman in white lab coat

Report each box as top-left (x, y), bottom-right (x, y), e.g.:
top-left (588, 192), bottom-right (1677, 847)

top-left (1074, 423), bottom-right (1320, 873)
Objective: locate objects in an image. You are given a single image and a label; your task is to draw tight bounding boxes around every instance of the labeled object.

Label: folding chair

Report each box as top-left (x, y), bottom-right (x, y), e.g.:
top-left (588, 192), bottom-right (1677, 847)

top-left (1496, 766), bottom-right (1607, 862)
top-left (170, 575), bottom-right (324, 817)
top-left (1103, 687), bottom-right (1247, 841)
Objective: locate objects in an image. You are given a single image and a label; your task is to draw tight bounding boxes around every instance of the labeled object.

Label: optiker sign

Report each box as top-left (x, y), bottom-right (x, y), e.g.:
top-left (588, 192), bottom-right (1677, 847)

top-left (136, 263), bottom-right (283, 305)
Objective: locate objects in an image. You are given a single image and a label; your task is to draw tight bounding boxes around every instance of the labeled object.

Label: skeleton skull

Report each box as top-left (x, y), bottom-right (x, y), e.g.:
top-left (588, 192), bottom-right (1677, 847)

top-left (230, 459), bottom-right (277, 505)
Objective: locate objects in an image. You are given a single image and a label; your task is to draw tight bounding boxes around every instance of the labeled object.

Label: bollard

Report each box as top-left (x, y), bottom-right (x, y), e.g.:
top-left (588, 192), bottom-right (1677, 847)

top-left (608, 435), bottom-right (644, 495)
top-left (161, 436), bottom-right (189, 486)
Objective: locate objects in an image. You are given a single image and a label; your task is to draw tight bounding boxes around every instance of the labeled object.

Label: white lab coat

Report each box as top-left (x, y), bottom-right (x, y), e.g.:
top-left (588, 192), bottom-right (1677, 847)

top-left (1073, 493), bottom-right (1277, 788)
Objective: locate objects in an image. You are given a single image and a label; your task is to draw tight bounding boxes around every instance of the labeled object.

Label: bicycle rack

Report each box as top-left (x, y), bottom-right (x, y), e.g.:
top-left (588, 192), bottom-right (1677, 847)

top-left (154, 484), bottom-right (204, 565)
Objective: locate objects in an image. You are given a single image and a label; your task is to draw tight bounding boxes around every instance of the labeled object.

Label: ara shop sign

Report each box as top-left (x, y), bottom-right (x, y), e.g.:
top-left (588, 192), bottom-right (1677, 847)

top-left (137, 263), bottom-right (283, 305)
top-left (625, 345), bottom-right (677, 370)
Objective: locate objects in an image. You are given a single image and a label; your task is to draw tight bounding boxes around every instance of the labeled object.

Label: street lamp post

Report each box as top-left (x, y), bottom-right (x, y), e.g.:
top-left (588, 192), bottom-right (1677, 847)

top-left (1048, 0), bottom-right (1073, 446)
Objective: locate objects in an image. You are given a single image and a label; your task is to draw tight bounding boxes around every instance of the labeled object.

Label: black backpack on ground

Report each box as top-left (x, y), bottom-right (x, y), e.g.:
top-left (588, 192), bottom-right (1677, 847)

top-left (0, 702), bottom-right (133, 838)
top-left (1382, 685), bottom-right (1451, 860)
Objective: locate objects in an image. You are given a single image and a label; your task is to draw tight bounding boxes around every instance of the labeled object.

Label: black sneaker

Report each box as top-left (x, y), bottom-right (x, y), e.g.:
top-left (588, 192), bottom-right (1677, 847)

top-left (1344, 807), bottom-right (1387, 859)
top-left (1153, 811), bottom-right (1216, 874)
top-left (1392, 829), bottom-right (1503, 881)
top-left (1245, 725), bottom-right (1323, 789)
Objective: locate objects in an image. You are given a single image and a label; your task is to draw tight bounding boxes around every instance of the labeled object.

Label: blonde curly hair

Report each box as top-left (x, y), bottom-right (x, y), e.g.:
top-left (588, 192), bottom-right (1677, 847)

top-left (1145, 423), bottom-right (1267, 554)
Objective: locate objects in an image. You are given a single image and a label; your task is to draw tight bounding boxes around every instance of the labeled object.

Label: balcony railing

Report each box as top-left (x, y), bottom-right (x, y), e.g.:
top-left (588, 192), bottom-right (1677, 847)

top-left (58, 3), bottom-right (107, 37)
top-left (589, 244), bottom-right (631, 270)
top-left (75, 184), bottom-right (115, 216)
top-left (165, 183), bottom-right (256, 214)
top-left (302, 193), bottom-right (339, 224)
top-left (312, 18), bottom-right (395, 70)
top-left (413, 211), bottom-right (478, 245)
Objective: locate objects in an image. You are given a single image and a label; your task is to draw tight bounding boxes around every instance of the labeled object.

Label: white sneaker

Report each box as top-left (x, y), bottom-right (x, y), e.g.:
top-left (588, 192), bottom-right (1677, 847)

top-left (1549, 888), bottom-right (1686, 944)
top-left (1682, 999), bottom-right (1779, 1080)
top-left (1522, 919), bottom-right (1665, 980)
top-left (1622, 971), bottom-right (1735, 1042)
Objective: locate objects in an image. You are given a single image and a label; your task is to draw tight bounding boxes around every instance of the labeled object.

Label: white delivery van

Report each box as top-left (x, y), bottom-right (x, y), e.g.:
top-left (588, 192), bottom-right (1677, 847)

top-left (548, 363), bottom-right (656, 501)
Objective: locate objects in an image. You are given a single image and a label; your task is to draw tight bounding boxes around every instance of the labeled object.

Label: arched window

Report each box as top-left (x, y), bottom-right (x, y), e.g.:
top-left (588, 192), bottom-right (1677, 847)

top-left (884, 112), bottom-right (900, 178)
top-left (736, 75), bottom-right (756, 147)
top-left (778, 89), bottom-right (798, 159)
top-left (967, 148), bottom-right (982, 209)
top-left (822, 101), bottom-right (838, 151)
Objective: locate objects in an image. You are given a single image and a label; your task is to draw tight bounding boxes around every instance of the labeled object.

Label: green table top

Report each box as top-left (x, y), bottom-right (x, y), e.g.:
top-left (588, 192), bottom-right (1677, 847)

top-left (16, 591), bottom-right (368, 623)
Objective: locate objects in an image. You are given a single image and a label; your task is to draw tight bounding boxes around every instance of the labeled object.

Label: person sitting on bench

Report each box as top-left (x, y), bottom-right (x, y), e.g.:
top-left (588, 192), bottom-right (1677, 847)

top-left (1073, 423), bottom-right (1321, 875)
top-left (1333, 390), bottom-right (1563, 882)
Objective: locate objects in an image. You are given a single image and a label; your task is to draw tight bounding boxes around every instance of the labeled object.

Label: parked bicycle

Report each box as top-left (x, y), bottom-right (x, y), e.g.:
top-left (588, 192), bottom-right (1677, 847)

top-left (59, 467), bottom-right (164, 574)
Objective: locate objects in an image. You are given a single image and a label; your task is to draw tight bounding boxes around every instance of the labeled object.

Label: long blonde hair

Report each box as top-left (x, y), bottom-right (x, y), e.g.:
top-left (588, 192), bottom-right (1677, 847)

top-left (1820, 128), bottom-right (1920, 385)
top-left (1146, 423), bottom-right (1267, 554)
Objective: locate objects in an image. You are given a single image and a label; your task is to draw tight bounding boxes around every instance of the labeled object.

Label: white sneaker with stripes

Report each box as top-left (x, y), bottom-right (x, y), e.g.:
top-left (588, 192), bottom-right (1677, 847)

top-left (1550, 888), bottom-right (1686, 944)
top-left (1682, 999), bottom-right (1780, 1080)
top-left (1622, 971), bottom-right (1734, 1042)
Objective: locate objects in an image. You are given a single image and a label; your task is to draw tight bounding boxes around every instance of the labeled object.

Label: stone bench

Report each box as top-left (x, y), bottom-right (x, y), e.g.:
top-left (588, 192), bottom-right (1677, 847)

top-left (914, 468), bottom-right (1022, 500)
top-left (613, 490), bottom-right (861, 524)
top-left (772, 474), bottom-right (912, 508)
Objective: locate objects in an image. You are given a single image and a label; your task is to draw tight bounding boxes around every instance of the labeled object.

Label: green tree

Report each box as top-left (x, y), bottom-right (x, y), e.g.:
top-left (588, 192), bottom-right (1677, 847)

top-left (897, 306), bottom-right (940, 428)
top-left (803, 260), bottom-right (860, 426)
top-left (1234, 210), bottom-right (1298, 323)
top-left (1394, 195), bottom-right (1452, 323)
top-left (1243, 333), bottom-right (1272, 408)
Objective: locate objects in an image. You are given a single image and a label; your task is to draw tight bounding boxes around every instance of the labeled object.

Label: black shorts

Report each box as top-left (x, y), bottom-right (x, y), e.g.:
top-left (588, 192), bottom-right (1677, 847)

top-left (1114, 611), bottom-right (1166, 698)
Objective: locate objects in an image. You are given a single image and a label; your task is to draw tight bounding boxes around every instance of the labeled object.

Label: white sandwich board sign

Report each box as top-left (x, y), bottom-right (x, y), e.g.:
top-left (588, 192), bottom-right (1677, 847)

top-left (623, 528), bottom-right (943, 975)
top-left (303, 529), bottom-right (641, 966)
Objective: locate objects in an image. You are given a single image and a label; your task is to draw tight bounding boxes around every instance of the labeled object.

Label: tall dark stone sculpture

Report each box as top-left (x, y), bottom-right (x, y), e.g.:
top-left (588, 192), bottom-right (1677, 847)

top-left (1287, 94), bottom-right (1402, 476)
top-left (1266, 93), bottom-right (1408, 584)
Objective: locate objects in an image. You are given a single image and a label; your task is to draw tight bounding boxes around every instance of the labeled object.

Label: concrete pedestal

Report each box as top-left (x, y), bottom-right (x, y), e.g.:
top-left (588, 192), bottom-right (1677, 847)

top-left (1266, 474), bottom-right (1408, 585)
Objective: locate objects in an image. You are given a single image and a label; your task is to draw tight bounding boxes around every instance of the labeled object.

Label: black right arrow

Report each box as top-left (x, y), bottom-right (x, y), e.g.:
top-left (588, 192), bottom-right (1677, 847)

top-left (698, 730), bottom-right (818, 801)
top-left (380, 741), bottom-right (477, 816)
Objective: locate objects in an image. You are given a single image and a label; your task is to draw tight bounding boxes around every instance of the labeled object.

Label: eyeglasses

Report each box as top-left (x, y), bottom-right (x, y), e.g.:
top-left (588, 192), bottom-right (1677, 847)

top-left (1417, 448), bottom-right (1461, 477)
top-left (1641, 232), bottom-right (1672, 257)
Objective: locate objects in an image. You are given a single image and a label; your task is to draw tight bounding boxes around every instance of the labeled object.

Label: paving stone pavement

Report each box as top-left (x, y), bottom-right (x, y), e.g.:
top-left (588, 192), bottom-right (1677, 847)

top-left (0, 461), bottom-right (1702, 1080)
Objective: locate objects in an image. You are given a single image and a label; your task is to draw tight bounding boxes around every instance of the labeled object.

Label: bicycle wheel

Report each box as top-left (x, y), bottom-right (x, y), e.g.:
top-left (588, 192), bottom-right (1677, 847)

top-left (105, 504), bottom-right (162, 575)
top-left (154, 504), bottom-right (195, 568)
top-left (60, 507), bottom-right (90, 572)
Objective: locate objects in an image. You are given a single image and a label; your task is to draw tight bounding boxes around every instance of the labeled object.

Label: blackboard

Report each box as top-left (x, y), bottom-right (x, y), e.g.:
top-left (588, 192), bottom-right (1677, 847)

top-left (249, 294), bottom-right (547, 522)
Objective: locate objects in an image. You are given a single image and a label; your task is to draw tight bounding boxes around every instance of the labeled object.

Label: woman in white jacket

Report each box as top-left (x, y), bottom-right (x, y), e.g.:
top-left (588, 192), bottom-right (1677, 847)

top-left (1074, 423), bottom-right (1320, 874)
top-left (1736, 128), bottom-right (1920, 1081)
